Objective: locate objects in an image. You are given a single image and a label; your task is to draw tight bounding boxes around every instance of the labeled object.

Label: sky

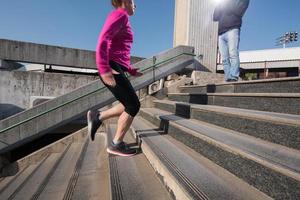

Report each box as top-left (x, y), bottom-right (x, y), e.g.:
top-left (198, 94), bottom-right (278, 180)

top-left (0, 0), bottom-right (299, 58)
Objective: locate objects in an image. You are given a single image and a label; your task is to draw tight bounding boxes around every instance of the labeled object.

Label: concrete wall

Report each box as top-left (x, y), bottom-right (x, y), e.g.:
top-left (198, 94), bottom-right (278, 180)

top-left (0, 71), bottom-right (98, 119)
top-left (0, 39), bottom-right (144, 70)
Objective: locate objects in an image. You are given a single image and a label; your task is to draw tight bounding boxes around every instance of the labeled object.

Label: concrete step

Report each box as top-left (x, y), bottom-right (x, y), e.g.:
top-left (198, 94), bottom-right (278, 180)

top-left (1, 125), bottom-right (112, 200)
top-left (139, 108), bottom-right (300, 199)
top-left (0, 126), bottom-right (88, 199)
top-left (0, 159), bottom-right (43, 199)
top-left (71, 131), bottom-right (110, 200)
top-left (36, 140), bottom-right (88, 200)
top-left (0, 148), bottom-right (68, 200)
top-left (179, 77), bottom-right (300, 94)
top-left (130, 116), bottom-right (271, 200)
top-left (106, 124), bottom-right (172, 200)
top-left (168, 92), bottom-right (300, 115)
top-left (153, 100), bottom-right (300, 150)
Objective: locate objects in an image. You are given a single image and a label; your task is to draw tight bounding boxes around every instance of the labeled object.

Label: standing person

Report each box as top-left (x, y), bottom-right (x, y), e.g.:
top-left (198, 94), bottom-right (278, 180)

top-left (213, 0), bottom-right (249, 82)
top-left (87, 0), bottom-right (142, 157)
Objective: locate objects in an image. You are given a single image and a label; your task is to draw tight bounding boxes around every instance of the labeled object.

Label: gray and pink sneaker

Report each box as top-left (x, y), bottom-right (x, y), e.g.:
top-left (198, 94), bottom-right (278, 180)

top-left (107, 141), bottom-right (137, 157)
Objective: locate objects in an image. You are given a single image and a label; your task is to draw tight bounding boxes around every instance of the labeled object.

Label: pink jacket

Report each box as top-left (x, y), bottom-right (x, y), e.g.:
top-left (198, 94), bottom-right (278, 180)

top-left (96, 8), bottom-right (137, 75)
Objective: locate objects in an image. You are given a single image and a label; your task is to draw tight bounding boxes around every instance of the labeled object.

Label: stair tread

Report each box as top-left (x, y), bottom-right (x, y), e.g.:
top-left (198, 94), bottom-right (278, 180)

top-left (0, 153), bottom-right (62, 200)
top-left (179, 77), bottom-right (300, 88)
top-left (168, 92), bottom-right (300, 97)
top-left (141, 107), bottom-right (300, 181)
top-left (71, 132), bottom-right (110, 200)
top-left (0, 163), bottom-right (39, 199)
top-left (154, 99), bottom-right (300, 125)
top-left (107, 124), bottom-right (171, 200)
top-left (37, 142), bottom-right (86, 199)
top-left (132, 117), bottom-right (271, 200)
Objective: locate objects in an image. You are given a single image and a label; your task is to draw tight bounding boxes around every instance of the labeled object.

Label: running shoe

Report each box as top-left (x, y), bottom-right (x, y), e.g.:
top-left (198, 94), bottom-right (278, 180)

top-left (87, 110), bottom-right (102, 141)
top-left (107, 141), bottom-right (137, 157)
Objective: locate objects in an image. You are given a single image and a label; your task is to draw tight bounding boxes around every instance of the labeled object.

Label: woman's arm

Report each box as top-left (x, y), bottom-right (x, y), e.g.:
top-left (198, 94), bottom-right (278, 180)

top-left (96, 12), bottom-right (128, 75)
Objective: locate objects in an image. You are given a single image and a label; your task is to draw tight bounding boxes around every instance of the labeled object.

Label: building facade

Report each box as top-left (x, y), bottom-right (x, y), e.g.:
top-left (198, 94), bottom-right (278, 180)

top-left (174, 0), bottom-right (219, 73)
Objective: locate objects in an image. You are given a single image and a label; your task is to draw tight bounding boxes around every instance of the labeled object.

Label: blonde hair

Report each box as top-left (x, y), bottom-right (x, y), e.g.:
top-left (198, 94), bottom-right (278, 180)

top-left (111, 0), bottom-right (123, 8)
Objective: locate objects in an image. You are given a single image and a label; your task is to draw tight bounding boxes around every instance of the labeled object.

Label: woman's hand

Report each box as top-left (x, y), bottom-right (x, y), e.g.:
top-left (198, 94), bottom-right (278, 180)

top-left (134, 71), bottom-right (143, 77)
top-left (101, 71), bottom-right (116, 87)
top-left (129, 68), bottom-right (143, 77)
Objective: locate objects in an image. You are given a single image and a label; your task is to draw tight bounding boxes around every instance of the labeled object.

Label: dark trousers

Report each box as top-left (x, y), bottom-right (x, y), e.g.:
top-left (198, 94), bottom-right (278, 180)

top-left (100, 61), bottom-right (140, 117)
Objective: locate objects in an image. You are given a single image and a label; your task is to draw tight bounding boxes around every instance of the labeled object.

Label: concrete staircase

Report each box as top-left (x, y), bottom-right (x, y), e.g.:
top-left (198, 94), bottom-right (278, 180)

top-left (132, 77), bottom-right (300, 199)
top-left (1, 74), bottom-right (300, 199)
top-left (0, 124), bottom-right (172, 199)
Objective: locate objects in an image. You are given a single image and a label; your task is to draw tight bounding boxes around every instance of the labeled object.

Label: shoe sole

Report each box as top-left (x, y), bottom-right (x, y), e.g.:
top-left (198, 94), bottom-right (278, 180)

top-left (87, 110), bottom-right (95, 141)
top-left (107, 148), bottom-right (137, 157)
top-left (87, 110), bottom-right (92, 135)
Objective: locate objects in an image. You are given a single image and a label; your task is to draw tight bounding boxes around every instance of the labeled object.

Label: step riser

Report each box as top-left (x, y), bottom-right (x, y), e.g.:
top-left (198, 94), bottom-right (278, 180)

top-left (180, 85), bottom-right (233, 94)
top-left (234, 81), bottom-right (300, 93)
top-left (168, 94), bottom-right (300, 115)
top-left (191, 109), bottom-right (300, 150)
top-left (180, 80), bottom-right (300, 94)
top-left (154, 101), bottom-right (300, 150)
top-left (139, 110), bottom-right (300, 200)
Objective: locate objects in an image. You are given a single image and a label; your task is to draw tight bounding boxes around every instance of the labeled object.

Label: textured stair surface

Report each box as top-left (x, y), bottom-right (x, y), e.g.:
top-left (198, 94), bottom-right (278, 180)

top-left (131, 116), bottom-right (271, 200)
top-left (179, 77), bottom-right (300, 94)
top-left (0, 128), bottom-right (107, 200)
top-left (153, 99), bottom-right (300, 150)
top-left (71, 132), bottom-right (110, 200)
top-left (36, 142), bottom-right (87, 200)
top-left (0, 151), bottom-right (67, 200)
top-left (168, 92), bottom-right (300, 115)
top-left (139, 107), bottom-right (300, 199)
top-left (0, 160), bottom-right (43, 199)
top-left (107, 124), bottom-right (171, 200)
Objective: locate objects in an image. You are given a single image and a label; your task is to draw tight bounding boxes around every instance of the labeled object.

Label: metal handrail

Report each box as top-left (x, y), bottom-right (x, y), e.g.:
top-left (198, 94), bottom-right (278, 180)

top-left (0, 52), bottom-right (195, 134)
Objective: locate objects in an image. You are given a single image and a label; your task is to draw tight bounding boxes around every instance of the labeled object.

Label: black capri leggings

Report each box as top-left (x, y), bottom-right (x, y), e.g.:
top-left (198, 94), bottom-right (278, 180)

top-left (100, 60), bottom-right (140, 117)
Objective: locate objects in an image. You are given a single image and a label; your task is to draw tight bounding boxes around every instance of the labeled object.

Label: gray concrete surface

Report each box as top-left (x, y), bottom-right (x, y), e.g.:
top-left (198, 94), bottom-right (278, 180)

top-left (0, 60), bottom-right (23, 70)
top-left (168, 93), bottom-right (300, 115)
top-left (153, 100), bottom-right (300, 150)
top-left (0, 71), bottom-right (98, 119)
top-left (132, 116), bottom-right (271, 200)
top-left (139, 108), bottom-right (300, 199)
top-left (0, 46), bottom-right (194, 163)
top-left (107, 124), bottom-right (171, 200)
top-left (191, 71), bottom-right (224, 85)
top-left (180, 76), bottom-right (300, 94)
top-left (0, 39), bottom-right (144, 69)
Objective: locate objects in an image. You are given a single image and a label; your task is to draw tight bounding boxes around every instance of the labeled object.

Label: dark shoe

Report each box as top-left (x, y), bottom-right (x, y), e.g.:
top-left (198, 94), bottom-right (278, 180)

top-left (107, 141), bottom-right (137, 157)
top-left (239, 68), bottom-right (245, 78)
top-left (87, 110), bottom-right (102, 141)
top-left (226, 79), bottom-right (238, 82)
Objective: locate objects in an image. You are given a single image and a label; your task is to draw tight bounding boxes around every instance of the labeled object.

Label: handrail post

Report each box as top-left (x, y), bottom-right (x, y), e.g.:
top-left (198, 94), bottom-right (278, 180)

top-left (152, 56), bottom-right (157, 82)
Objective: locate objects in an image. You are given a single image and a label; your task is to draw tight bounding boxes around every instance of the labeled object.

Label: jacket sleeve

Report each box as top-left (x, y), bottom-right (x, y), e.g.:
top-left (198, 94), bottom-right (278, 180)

top-left (96, 12), bottom-right (128, 75)
top-left (231, 0), bottom-right (250, 17)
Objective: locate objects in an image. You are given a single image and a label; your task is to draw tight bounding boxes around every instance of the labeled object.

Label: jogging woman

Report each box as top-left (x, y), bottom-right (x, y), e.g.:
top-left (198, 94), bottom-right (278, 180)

top-left (87, 0), bottom-right (142, 157)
